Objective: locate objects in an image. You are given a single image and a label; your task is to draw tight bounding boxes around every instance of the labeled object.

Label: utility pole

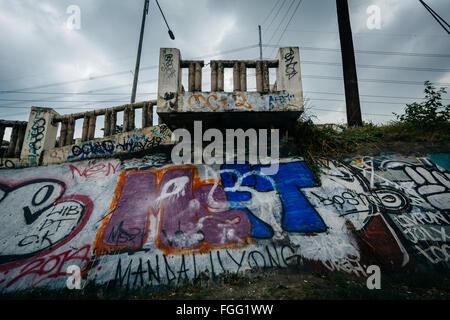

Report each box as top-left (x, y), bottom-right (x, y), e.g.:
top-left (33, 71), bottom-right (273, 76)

top-left (336, 0), bottom-right (363, 126)
top-left (258, 25), bottom-right (263, 60)
top-left (131, 0), bottom-right (150, 104)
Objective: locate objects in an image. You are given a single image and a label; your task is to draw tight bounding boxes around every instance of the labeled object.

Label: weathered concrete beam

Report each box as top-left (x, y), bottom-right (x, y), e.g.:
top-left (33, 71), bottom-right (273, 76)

top-left (210, 61), bottom-right (218, 92)
top-left (217, 63), bottom-right (224, 92)
top-left (233, 62), bottom-right (240, 91)
top-left (65, 116), bottom-right (75, 146)
top-left (188, 63), bottom-right (195, 92)
top-left (211, 60), bottom-right (278, 68)
top-left (59, 119), bottom-right (68, 147)
top-left (240, 62), bottom-right (247, 92)
top-left (7, 125), bottom-right (19, 158)
top-left (15, 125), bottom-right (26, 158)
top-left (104, 110), bottom-right (112, 137)
top-left (195, 62), bottom-right (202, 92)
top-left (81, 114), bottom-right (89, 141)
top-left (88, 113), bottom-right (96, 140)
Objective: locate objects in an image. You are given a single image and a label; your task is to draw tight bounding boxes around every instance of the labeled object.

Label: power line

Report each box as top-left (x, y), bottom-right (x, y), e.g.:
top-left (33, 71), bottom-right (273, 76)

top-left (418, 0), bottom-right (450, 35)
top-left (261, 0), bottom-right (283, 26)
top-left (262, 44), bottom-right (450, 58)
top-left (271, 0), bottom-right (304, 56)
top-left (266, 0), bottom-right (295, 51)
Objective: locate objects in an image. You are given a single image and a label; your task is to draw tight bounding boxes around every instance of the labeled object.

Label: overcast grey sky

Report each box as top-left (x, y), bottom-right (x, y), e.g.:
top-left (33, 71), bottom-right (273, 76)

top-left (0, 0), bottom-right (449, 138)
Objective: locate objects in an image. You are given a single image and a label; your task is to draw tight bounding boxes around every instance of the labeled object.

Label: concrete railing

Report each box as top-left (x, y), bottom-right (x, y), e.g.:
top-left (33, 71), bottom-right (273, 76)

top-left (0, 120), bottom-right (27, 158)
top-left (52, 100), bottom-right (158, 148)
top-left (0, 101), bottom-right (169, 169)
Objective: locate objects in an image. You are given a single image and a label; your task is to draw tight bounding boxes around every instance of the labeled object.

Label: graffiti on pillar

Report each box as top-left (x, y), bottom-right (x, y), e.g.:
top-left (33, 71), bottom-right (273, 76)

top-left (161, 53), bottom-right (176, 79)
top-left (0, 178), bottom-right (93, 270)
top-left (27, 109), bottom-right (46, 162)
top-left (284, 48), bottom-right (298, 80)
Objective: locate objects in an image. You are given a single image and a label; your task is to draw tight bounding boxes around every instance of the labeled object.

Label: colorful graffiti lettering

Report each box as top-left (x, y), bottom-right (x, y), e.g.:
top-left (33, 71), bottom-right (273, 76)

top-left (0, 179), bottom-right (93, 270)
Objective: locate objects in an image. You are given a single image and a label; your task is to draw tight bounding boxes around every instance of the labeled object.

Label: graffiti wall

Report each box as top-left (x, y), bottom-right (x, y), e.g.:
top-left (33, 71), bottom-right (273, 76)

top-left (42, 124), bottom-right (172, 165)
top-left (0, 154), bottom-right (448, 292)
top-left (182, 92), bottom-right (299, 112)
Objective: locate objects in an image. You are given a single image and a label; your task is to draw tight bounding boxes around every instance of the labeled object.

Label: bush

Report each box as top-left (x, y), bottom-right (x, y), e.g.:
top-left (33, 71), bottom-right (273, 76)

top-left (394, 81), bottom-right (450, 128)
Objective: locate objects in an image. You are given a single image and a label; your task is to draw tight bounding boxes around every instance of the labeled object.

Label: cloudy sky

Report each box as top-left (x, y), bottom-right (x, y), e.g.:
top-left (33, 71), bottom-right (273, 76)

top-left (0, 0), bottom-right (449, 139)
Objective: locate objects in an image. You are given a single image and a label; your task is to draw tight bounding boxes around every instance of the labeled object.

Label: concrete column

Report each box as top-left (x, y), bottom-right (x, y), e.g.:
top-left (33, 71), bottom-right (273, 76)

top-left (188, 63), bottom-right (195, 91)
top-left (276, 47), bottom-right (303, 100)
top-left (59, 120), bottom-right (68, 147)
top-left (7, 125), bottom-right (19, 157)
top-left (123, 107), bottom-right (130, 132)
top-left (240, 62), bottom-right (247, 92)
top-left (194, 62), bottom-right (202, 91)
top-left (256, 61), bottom-right (263, 93)
top-left (211, 61), bottom-right (218, 91)
top-left (20, 107), bottom-right (59, 166)
top-left (0, 125), bottom-right (5, 146)
top-left (233, 62), bottom-right (240, 91)
top-left (104, 110), bottom-right (111, 137)
top-left (147, 103), bottom-right (154, 126)
top-left (111, 111), bottom-right (117, 135)
top-left (142, 103), bottom-right (148, 128)
top-left (14, 125), bottom-right (26, 158)
top-left (82, 114), bottom-right (89, 141)
top-left (217, 63), bottom-right (224, 92)
top-left (157, 48), bottom-right (181, 113)
top-left (88, 113), bottom-right (96, 140)
top-left (263, 61), bottom-right (270, 93)
top-left (129, 106), bottom-right (135, 131)
top-left (65, 117), bottom-right (75, 146)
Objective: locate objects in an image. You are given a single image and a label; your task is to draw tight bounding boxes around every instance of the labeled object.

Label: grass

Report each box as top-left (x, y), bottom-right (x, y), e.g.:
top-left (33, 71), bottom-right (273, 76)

top-left (290, 118), bottom-right (450, 178)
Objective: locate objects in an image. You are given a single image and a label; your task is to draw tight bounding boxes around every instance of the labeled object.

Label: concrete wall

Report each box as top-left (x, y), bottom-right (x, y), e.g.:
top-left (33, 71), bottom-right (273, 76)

top-left (42, 124), bottom-right (172, 165)
top-left (0, 154), bottom-right (448, 292)
top-left (182, 92), bottom-right (300, 112)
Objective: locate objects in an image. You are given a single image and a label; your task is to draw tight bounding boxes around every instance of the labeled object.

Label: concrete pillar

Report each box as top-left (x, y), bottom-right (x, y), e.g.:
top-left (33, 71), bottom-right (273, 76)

top-left (104, 110), bottom-right (111, 137)
top-left (263, 61), bottom-right (270, 93)
top-left (240, 62), bottom-right (247, 92)
top-left (233, 62), bottom-right (240, 91)
top-left (188, 63), bottom-right (195, 92)
top-left (15, 125), bottom-right (26, 158)
top-left (82, 114), bottom-right (89, 141)
top-left (157, 48), bottom-right (182, 113)
top-left (59, 120), bottom-right (68, 147)
top-left (7, 125), bottom-right (18, 157)
top-left (65, 117), bottom-right (75, 146)
top-left (20, 107), bottom-right (59, 166)
top-left (194, 62), bottom-right (202, 91)
top-left (211, 61), bottom-right (218, 91)
top-left (129, 106), bottom-right (135, 131)
top-left (256, 61), bottom-right (263, 93)
top-left (276, 47), bottom-right (303, 100)
top-left (217, 63), bottom-right (224, 92)
top-left (123, 107), bottom-right (130, 132)
top-left (88, 113), bottom-right (96, 140)
top-left (111, 111), bottom-right (117, 135)
top-left (141, 104), bottom-right (148, 128)
top-left (0, 125), bottom-right (5, 146)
